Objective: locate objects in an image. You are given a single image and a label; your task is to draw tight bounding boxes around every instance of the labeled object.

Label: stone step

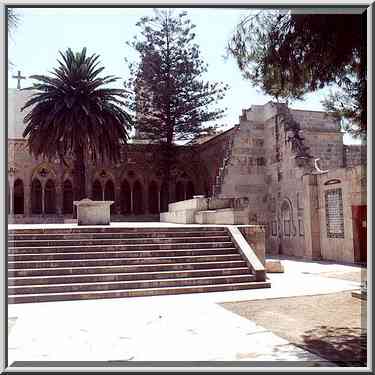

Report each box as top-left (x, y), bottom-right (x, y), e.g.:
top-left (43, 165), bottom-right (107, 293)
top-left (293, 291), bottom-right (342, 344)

top-left (9, 267), bottom-right (251, 286)
top-left (8, 226), bottom-right (226, 235)
top-left (8, 235), bottom-right (231, 248)
top-left (8, 241), bottom-right (235, 254)
top-left (9, 260), bottom-right (247, 277)
top-left (8, 230), bottom-right (226, 241)
top-left (9, 274), bottom-right (256, 295)
top-left (8, 281), bottom-right (271, 303)
top-left (9, 247), bottom-right (238, 261)
top-left (9, 254), bottom-right (243, 269)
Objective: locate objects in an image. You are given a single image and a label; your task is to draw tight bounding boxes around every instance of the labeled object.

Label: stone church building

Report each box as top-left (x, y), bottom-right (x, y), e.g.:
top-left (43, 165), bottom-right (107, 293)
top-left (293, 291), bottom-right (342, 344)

top-left (8, 88), bottom-right (366, 264)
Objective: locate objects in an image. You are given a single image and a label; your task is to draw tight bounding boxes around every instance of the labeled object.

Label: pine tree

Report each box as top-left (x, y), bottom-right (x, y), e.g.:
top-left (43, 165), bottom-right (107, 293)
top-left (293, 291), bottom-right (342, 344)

top-left (125, 9), bottom-right (228, 203)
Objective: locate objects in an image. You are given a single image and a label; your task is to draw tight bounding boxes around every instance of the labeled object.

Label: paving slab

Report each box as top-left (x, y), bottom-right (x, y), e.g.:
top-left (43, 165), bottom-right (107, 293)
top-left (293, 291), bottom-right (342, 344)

top-left (7, 257), bottom-right (361, 366)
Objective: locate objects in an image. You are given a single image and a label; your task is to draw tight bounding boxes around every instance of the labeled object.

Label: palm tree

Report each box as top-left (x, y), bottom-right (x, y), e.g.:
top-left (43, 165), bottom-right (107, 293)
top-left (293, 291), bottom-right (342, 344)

top-left (22, 47), bottom-right (132, 205)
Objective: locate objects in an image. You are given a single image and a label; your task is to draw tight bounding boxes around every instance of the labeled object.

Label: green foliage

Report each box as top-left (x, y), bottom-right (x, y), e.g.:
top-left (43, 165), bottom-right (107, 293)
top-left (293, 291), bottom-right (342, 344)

top-left (22, 47), bottom-right (132, 165)
top-left (124, 9), bottom-right (229, 145)
top-left (228, 11), bottom-right (366, 137)
top-left (8, 8), bottom-right (19, 35)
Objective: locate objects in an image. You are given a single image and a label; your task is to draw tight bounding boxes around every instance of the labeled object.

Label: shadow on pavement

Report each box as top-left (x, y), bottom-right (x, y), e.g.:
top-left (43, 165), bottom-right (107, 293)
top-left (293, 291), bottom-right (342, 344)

top-left (297, 326), bottom-right (367, 367)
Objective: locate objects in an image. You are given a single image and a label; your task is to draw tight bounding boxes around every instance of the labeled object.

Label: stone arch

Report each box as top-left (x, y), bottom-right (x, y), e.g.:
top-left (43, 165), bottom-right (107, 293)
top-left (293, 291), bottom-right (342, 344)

top-left (44, 179), bottom-right (56, 214)
top-left (281, 199), bottom-right (293, 237)
top-left (31, 162), bottom-right (57, 183)
top-left (186, 180), bottom-right (195, 200)
top-left (63, 180), bottom-right (73, 214)
top-left (92, 179), bottom-right (102, 201)
top-left (13, 179), bottom-right (24, 214)
top-left (148, 181), bottom-right (159, 214)
top-left (104, 180), bottom-right (115, 214)
top-left (120, 179), bottom-right (131, 214)
top-left (133, 180), bottom-right (144, 215)
top-left (31, 178), bottom-right (42, 214)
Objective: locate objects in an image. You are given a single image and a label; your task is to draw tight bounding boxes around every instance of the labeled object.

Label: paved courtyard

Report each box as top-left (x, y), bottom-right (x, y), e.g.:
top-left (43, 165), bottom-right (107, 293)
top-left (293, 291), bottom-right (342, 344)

top-left (7, 253), bottom-right (365, 367)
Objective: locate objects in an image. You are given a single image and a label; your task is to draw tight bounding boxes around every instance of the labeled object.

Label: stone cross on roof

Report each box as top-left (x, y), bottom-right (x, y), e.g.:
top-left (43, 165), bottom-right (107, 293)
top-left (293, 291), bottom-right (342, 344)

top-left (12, 70), bottom-right (26, 89)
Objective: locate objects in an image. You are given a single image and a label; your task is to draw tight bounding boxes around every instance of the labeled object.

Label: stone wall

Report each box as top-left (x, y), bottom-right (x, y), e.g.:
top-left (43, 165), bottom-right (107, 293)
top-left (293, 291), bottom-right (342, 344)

top-left (344, 145), bottom-right (367, 167)
top-left (315, 165), bottom-right (366, 263)
top-left (8, 139), bottom-right (210, 220)
top-left (196, 127), bottom-right (236, 194)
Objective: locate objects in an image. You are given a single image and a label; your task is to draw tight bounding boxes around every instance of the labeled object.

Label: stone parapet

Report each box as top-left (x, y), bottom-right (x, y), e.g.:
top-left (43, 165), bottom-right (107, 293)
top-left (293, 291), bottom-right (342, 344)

top-left (226, 226), bottom-right (266, 281)
top-left (237, 225), bottom-right (266, 266)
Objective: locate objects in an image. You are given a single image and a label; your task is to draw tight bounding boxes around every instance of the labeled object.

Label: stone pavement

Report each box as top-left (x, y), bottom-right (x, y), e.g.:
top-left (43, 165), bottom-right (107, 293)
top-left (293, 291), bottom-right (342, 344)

top-left (7, 256), bottom-right (362, 366)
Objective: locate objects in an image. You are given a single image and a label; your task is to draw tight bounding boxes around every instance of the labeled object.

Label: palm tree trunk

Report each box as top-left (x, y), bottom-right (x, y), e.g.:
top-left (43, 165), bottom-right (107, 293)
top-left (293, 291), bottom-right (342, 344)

top-left (72, 144), bottom-right (86, 218)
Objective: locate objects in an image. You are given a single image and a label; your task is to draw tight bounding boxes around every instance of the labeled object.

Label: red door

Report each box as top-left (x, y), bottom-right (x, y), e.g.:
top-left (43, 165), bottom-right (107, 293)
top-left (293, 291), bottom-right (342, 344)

top-left (352, 205), bottom-right (367, 264)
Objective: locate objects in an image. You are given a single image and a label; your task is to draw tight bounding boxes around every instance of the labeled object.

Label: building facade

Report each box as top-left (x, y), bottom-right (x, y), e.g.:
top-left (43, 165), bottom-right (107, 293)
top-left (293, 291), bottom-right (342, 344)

top-left (8, 89), bottom-right (366, 263)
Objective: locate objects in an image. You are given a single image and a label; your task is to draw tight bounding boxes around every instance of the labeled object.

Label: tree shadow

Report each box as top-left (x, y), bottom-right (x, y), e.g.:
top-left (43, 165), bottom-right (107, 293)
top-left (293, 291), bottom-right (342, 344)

top-left (297, 326), bottom-right (367, 366)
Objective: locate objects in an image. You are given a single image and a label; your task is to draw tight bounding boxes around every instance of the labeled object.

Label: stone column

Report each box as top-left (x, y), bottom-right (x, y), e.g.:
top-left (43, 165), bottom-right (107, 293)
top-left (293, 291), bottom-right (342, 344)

top-left (302, 174), bottom-right (322, 260)
top-left (158, 188), bottom-right (161, 213)
top-left (56, 184), bottom-right (63, 215)
top-left (114, 186), bottom-right (121, 214)
top-left (130, 187), bottom-right (134, 214)
top-left (183, 181), bottom-right (187, 201)
top-left (9, 185), bottom-right (14, 215)
top-left (24, 184), bottom-right (31, 216)
top-left (42, 187), bottom-right (45, 216)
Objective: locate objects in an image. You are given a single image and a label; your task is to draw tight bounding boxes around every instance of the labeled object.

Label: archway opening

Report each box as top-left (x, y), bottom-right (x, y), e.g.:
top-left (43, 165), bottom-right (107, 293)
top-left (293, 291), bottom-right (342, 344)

top-left (44, 179), bottom-right (56, 214)
top-left (13, 179), bottom-right (24, 214)
top-left (121, 180), bottom-right (131, 214)
top-left (92, 180), bottom-right (102, 201)
top-left (63, 180), bottom-right (73, 214)
top-left (186, 180), bottom-right (195, 200)
top-left (104, 180), bottom-right (115, 214)
top-left (31, 179), bottom-right (42, 214)
top-left (281, 201), bottom-right (291, 238)
top-left (133, 180), bottom-right (143, 215)
top-left (160, 182), bottom-right (168, 212)
top-left (175, 181), bottom-right (185, 202)
top-left (149, 181), bottom-right (159, 214)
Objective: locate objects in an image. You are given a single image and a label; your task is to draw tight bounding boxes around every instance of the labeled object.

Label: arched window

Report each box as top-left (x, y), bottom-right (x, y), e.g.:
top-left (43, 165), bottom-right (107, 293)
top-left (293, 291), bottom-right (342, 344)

top-left (148, 181), bottom-right (159, 214)
top-left (133, 180), bottom-right (143, 215)
top-left (121, 180), bottom-right (131, 214)
top-left (44, 179), bottom-right (56, 214)
top-left (175, 181), bottom-right (185, 202)
top-left (104, 180), bottom-right (115, 214)
top-left (186, 180), bottom-right (195, 200)
top-left (63, 180), bottom-right (73, 214)
top-left (92, 180), bottom-right (102, 201)
top-left (281, 200), bottom-right (292, 237)
top-left (31, 179), bottom-right (42, 214)
top-left (13, 179), bottom-right (24, 214)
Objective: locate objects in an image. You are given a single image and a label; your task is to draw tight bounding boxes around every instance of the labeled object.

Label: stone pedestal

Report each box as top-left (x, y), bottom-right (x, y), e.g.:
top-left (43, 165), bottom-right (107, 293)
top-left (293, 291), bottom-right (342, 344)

top-left (73, 198), bottom-right (114, 225)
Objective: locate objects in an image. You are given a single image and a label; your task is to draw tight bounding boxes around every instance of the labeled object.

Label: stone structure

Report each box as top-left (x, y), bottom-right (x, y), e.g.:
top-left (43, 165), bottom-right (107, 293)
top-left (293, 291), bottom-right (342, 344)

top-left (74, 198), bottom-right (114, 225)
top-left (8, 89), bottom-right (366, 264)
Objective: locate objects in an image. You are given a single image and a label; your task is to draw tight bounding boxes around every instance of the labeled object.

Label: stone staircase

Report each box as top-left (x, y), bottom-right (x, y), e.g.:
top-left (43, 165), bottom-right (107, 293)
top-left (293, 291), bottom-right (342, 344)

top-left (213, 126), bottom-right (239, 197)
top-left (8, 226), bottom-right (270, 303)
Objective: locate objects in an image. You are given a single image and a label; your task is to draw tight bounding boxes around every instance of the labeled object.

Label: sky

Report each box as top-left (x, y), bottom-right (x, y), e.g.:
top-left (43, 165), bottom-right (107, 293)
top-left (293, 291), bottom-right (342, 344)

top-left (8, 7), bottom-right (359, 144)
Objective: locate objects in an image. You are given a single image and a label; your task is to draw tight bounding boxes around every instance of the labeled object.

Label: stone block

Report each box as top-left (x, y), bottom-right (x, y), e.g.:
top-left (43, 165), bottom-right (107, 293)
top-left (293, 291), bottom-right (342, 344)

top-left (265, 260), bottom-right (284, 273)
top-left (73, 199), bottom-right (113, 225)
top-left (168, 197), bottom-right (208, 212)
top-left (195, 208), bottom-right (249, 225)
top-left (160, 209), bottom-right (196, 224)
